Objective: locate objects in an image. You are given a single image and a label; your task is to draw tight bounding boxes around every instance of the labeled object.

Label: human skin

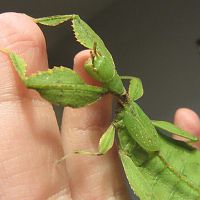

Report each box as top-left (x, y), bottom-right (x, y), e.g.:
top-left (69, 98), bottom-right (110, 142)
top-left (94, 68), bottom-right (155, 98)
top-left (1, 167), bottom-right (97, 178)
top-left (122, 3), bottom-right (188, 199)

top-left (0, 12), bottom-right (199, 200)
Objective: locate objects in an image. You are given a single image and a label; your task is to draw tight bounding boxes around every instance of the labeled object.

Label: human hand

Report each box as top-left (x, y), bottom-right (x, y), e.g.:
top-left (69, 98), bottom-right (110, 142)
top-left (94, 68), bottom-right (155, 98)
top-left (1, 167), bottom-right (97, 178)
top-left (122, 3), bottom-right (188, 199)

top-left (0, 12), bottom-right (129, 200)
top-left (0, 12), bottom-right (199, 200)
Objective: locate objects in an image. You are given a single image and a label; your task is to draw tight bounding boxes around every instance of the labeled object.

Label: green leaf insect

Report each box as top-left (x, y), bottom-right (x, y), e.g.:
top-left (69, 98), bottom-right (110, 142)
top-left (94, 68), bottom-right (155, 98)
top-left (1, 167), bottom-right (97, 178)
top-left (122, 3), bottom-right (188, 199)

top-left (3, 14), bottom-right (200, 200)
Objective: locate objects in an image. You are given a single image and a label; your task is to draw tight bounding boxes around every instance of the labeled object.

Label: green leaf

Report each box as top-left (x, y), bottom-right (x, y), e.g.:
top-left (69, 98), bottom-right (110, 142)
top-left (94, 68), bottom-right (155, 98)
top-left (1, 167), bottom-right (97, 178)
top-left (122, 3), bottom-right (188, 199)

top-left (25, 67), bottom-right (108, 107)
top-left (119, 150), bottom-right (158, 200)
top-left (152, 120), bottom-right (199, 142)
top-left (98, 124), bottom-right (115, 154)
top-left (128, 77), bottom-right (144, 101)
top-left (34, 15), bottom-right (73, 26)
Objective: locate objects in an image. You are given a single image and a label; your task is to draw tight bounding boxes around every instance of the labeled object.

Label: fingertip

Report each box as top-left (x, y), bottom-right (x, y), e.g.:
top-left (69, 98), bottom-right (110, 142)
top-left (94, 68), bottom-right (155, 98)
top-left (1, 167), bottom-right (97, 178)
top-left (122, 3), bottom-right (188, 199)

top-left (72, 50), bottom-right (112, 127)
top-left (73, 50), bottom-right (100, 86)
top-left (0, 12), bottom-right (45, 45)
top-left (73, 50), bottom-right (90, 69)
top-left (0, 12), bottom-right (48, 101)
top-left (174, 108), bottom-right (200, 135)
top-left (0, 14), bottom-right (68, 198)
top-left (0, 12), bottom-right (47, 71)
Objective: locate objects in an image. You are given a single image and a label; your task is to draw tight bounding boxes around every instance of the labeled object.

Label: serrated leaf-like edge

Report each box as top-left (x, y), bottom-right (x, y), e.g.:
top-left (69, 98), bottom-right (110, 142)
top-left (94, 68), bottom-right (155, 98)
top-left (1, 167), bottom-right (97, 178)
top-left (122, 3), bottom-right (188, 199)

top-left (34, 15), bottom-right (73, 26)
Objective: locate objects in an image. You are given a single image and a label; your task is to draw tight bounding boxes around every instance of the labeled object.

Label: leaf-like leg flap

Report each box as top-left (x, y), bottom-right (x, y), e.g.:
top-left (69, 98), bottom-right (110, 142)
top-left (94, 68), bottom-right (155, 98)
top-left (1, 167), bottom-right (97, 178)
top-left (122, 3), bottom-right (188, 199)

top-left (2, 50), bottom-right (108, 108)
top-left (71, 15), bottom-right (113, 63)
top-left (34, 14), bottom-right (113, 65)
top-left (0, 49), bottom-right (27, 81)
top-left (25, 66), bottom-right (108, 108)
top-left (75, 124), bottom-right (115, 156)
top-left (120, 76), bottom-right (144, 101)
top-left (152, 120), bottom-right (199, 142)
top-left (119, 150), bottom-right (158, 200)
top-left (34, 14), bottom-right (114, 70)
top-left (34, 15), bottom-right (73, 26)
top-left (129, 77), bottom-right (143, 101)
top-left (98, 124), bottom-right (115, 154)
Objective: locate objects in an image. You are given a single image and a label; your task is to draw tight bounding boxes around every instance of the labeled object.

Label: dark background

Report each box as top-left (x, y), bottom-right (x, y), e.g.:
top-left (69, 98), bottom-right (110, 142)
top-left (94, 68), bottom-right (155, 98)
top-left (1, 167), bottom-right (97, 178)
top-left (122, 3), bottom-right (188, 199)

top-left (1, 1), bottom-right (200, 199)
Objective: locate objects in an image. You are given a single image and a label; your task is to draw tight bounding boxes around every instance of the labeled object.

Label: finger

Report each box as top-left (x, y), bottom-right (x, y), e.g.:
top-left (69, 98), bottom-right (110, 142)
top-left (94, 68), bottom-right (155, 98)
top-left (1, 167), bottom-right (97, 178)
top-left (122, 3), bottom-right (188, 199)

top-left (61, 50), bottom-right (129, 200)
top-left (174, 108), bottom-right (200, 147)
top-left (174, 108), bottom-right (200, 136)
top-left (0, 13), bottom-right (69, 199)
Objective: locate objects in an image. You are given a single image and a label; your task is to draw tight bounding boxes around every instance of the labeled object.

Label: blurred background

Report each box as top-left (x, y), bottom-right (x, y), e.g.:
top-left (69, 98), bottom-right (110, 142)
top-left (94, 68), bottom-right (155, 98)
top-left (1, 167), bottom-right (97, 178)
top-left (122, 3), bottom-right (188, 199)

top-left (0, 1), bottom-right (200, 199)
top-left (0, 0), bottom-right (200, 121)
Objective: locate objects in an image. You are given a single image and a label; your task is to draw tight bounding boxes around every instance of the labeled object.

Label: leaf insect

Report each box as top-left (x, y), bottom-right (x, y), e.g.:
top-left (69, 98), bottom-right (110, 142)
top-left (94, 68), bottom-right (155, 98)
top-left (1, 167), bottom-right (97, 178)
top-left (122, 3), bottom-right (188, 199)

top-left (1, 14), bottom-right (200, 200)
